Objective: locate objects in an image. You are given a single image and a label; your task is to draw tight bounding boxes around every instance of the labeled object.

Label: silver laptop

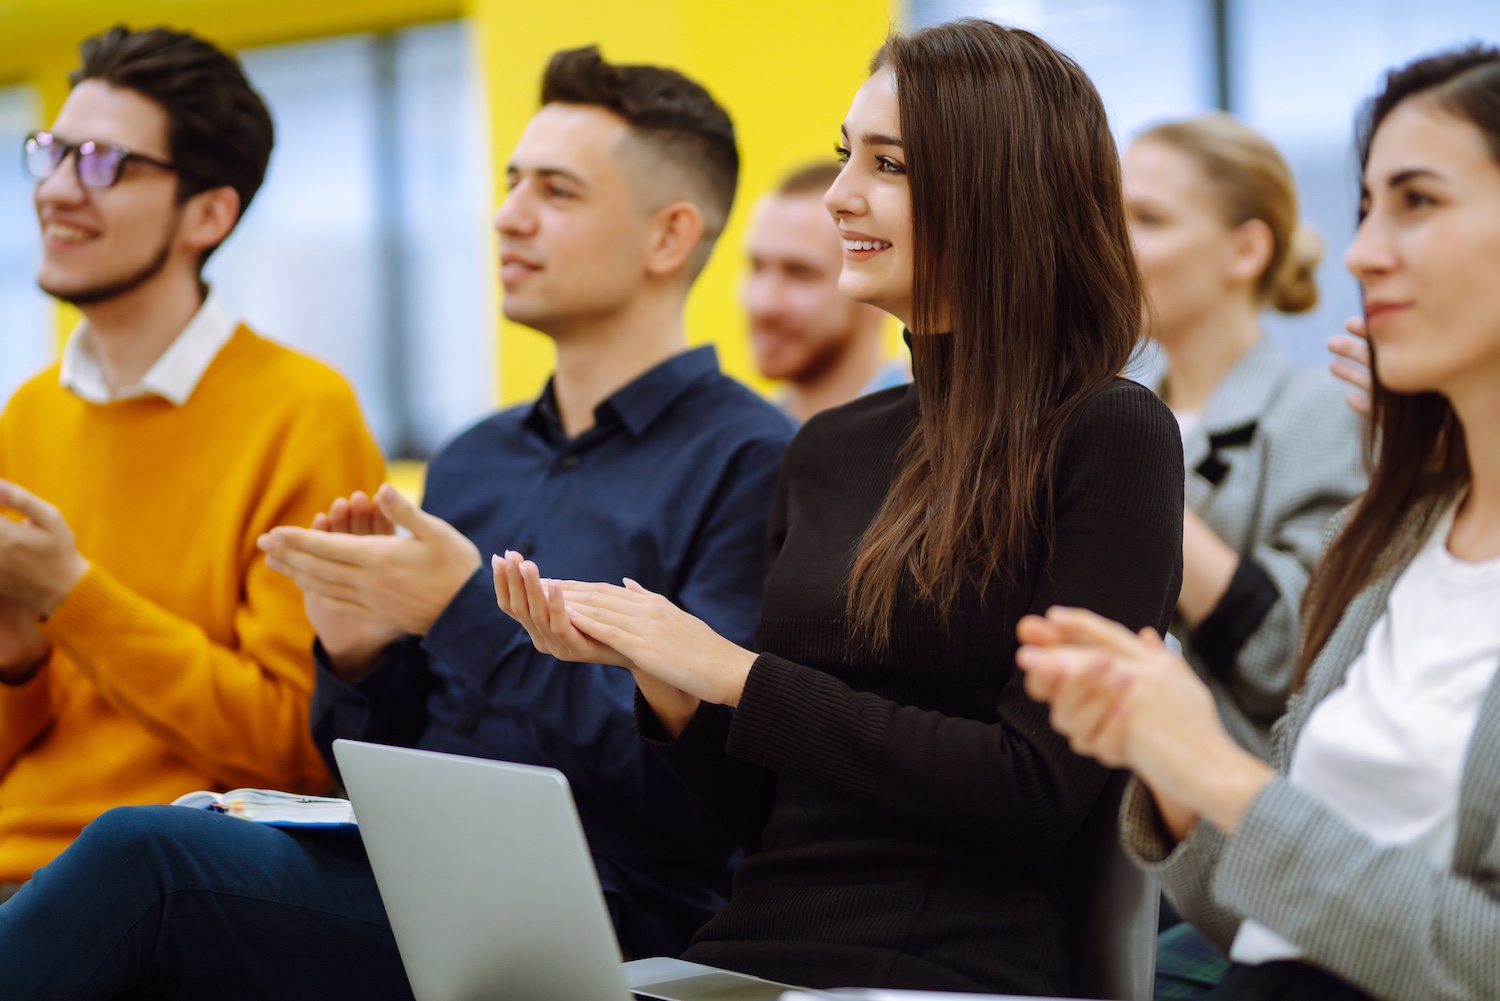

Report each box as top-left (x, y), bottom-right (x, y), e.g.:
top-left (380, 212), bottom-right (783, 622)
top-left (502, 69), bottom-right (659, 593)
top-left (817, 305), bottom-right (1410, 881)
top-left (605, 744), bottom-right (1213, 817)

top-left (333, 739), bottom-right (799, 1001)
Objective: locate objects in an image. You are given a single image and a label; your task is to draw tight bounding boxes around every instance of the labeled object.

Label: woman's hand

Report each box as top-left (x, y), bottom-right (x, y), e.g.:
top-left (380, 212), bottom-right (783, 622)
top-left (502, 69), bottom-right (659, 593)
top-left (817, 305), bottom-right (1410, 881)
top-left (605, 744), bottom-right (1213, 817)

top-left (1329, 315), bottom-right (1373, 417)
top-left (561, 579), bottom-right (758, 709)
top-left (491, 553), bottom-right (707, 737)
top-left (1016, 606), bottom-right (1273, 839)
top-left (492, 551), bottom-right (633, 669)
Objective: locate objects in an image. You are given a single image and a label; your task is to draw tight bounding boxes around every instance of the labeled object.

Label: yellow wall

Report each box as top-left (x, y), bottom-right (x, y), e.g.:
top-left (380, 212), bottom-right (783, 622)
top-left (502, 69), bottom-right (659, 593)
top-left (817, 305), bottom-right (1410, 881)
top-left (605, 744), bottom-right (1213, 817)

top-left (6, 0), bottom-right (896, 415)
top-left (475, 0), bottom-right (895, 404)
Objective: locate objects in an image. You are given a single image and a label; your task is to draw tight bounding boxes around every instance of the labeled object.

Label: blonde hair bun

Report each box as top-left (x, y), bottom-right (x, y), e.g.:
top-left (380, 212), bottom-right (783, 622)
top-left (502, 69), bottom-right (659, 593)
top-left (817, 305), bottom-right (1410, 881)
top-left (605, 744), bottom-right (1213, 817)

top-left (1269, 223), bottom-right (1322, 314)
top-left (1140, 114), bottom-right (1320, 315)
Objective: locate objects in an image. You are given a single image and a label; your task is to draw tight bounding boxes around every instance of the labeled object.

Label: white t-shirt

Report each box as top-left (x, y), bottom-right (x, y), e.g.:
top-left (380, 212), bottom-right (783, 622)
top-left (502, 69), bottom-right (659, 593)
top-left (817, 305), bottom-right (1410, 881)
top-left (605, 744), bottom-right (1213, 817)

top-left (1231, 500), bottom-right (1500, 964)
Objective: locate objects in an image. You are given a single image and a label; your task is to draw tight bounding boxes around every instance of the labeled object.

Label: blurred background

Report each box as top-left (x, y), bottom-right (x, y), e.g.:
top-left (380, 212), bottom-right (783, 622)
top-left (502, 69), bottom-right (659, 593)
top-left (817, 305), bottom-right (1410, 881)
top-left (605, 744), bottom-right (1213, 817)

top-left (2, 0), bottom-right (1499, 460)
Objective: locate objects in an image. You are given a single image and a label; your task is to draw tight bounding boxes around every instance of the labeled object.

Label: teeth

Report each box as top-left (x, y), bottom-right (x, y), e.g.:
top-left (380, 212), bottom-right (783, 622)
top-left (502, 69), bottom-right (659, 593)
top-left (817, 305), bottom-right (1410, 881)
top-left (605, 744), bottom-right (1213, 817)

top-left (45, 223), bottom-right (90, 243)
top-left (843, 239), bottom-right (891, 252)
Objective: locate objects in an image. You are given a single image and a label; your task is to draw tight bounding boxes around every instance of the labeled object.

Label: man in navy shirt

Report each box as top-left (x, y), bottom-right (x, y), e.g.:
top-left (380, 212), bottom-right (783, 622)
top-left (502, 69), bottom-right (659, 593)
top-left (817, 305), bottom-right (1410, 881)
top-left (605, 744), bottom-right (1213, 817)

top-left (0, 46), bottom-right (791, 1001)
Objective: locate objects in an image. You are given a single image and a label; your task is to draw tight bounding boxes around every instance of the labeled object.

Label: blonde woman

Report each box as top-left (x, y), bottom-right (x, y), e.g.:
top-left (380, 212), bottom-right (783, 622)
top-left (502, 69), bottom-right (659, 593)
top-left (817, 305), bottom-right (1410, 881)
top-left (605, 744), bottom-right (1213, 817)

top-left (1124, 115), bottom-right (1366, 763)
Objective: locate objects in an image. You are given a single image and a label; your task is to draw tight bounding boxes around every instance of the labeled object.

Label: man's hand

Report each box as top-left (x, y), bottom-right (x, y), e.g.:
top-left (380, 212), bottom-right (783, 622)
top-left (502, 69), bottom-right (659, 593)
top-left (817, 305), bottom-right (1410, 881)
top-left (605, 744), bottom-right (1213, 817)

top-left (292, 491), bottom-right (406, 682)
top-left (0, 482), bottom-right (89, 617)
top-left (259, 484), bottom-right (481, 641)
top-left (0, 598), bottom-right (50, 686)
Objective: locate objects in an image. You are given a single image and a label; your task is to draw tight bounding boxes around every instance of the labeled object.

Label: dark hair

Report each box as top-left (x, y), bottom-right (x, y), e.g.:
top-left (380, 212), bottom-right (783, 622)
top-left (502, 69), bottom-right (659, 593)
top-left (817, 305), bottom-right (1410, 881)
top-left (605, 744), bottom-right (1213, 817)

top-left (541, 45), bottom-right (738, 270)
top-left (73, 25), bottom-right (274, 257)
top-left (845, 20), bottom-right (1142, 645)
top-left (1298, 45), bottom-right (1500, 682)
top-left (776, 162), bottom-right (842, 198)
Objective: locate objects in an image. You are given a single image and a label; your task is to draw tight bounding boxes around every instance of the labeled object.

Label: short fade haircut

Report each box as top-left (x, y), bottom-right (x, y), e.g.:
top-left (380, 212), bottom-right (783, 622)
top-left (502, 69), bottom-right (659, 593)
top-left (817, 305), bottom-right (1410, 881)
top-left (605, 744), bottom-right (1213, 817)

top-left (776, 162), bottom-right (842, 198)
top-left (72, 25), bottom-right (274, 259)
top-left (541, 46), bottom-right (738, 276)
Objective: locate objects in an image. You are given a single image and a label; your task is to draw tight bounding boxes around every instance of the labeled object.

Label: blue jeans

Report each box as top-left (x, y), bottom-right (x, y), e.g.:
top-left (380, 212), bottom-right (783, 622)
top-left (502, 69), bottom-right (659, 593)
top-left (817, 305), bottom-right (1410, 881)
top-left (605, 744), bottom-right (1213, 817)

top-left (0, 806), bottom-right (414, 1001)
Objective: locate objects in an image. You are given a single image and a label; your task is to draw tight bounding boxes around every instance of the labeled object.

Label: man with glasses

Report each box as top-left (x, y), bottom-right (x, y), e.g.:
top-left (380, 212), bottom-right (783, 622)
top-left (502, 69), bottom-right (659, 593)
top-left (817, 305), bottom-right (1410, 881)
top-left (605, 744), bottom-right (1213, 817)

top-left (0, 26), bottom-right (385, 899)
top-left (0, 43), bottom-right (792, 1001)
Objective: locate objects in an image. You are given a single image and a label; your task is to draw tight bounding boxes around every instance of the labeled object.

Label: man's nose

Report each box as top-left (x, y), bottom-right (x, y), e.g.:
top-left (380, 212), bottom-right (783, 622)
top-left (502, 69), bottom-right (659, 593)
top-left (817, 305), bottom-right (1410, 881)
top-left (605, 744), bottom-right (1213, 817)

top-left (36, 151), bottom-right (87, 205)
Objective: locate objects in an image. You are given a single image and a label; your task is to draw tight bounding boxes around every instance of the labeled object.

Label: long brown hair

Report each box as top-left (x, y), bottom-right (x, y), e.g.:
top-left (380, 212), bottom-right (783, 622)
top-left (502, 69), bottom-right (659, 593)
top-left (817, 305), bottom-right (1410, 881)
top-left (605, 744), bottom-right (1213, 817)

top-left (1297, 46), bottom-right (1500, 682)
top-left (844, 20), bottom-right (1142, 646)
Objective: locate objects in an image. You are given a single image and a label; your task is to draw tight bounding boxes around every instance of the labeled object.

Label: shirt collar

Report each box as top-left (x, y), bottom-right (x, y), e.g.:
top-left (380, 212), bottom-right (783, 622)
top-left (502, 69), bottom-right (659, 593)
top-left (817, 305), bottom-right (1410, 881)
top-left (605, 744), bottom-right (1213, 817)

top-left (524, 345), bottom-right (721, 442)
top-left (1155, 335), bottom-right (1293, 438)
top-left (59, 290), bottom-right (239, 406)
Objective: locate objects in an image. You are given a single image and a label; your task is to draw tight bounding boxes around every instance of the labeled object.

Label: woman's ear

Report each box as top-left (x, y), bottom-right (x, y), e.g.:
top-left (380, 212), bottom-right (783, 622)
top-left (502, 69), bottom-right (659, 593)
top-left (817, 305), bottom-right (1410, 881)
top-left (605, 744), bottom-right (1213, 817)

top-left (644, 200), bottom-right (707, 279)
top-left (1227, 217), bottom-right (1275, 287)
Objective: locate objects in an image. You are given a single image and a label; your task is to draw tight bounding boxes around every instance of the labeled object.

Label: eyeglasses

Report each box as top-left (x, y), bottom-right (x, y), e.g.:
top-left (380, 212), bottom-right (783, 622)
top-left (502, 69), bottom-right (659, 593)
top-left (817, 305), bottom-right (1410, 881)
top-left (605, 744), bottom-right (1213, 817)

top-left (23, 131), bottom-right (180, 189)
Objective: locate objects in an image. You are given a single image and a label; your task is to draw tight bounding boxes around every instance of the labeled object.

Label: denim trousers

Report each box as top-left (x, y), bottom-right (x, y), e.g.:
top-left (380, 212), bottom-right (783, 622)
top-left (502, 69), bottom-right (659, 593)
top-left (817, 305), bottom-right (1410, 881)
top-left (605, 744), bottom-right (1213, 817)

top-left (0, 805), bottom-right (416, 1001)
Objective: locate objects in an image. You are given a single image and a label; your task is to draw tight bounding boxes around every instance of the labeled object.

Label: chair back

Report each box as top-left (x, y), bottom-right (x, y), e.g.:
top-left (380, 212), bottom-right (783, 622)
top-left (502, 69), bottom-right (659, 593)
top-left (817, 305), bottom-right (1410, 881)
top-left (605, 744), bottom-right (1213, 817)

top-left (1063, 771), bottom-right (1158, 1001)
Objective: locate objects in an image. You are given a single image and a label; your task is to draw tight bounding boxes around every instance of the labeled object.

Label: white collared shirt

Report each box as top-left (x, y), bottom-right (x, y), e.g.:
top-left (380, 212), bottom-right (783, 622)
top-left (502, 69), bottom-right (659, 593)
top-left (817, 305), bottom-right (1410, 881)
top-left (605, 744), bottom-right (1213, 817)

top-left (59, 291), bottom-right (239, 406)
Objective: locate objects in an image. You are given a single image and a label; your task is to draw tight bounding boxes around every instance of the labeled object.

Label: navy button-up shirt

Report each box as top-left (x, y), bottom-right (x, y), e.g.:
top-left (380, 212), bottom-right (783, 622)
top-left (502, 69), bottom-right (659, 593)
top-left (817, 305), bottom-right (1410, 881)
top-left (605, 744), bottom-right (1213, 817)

top-left (310, 346), bottom-right (794, 958)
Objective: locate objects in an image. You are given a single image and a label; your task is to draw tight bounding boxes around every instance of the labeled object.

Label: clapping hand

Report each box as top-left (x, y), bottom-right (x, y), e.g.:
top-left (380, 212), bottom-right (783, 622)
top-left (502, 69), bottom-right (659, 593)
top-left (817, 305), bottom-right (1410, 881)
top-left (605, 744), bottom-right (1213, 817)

top-left (259, 484), bottom-right (479, 637)
top-left (490, 551), bottom-right (633, 669)
top-left (491, 551), bottom-right (752, 736)
top-left (0, 482), bottom-right (88, 618)
top-left (1015, 606), bottom-right (1272, 840)
top-left (260, 485), bottom-right (480, 681)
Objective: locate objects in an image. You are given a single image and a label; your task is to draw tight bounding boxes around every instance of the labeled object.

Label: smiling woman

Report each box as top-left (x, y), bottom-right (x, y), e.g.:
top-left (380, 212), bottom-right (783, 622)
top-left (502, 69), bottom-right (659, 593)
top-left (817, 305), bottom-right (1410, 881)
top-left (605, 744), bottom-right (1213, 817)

top-left (494, 18), bottom-right (1185, 997)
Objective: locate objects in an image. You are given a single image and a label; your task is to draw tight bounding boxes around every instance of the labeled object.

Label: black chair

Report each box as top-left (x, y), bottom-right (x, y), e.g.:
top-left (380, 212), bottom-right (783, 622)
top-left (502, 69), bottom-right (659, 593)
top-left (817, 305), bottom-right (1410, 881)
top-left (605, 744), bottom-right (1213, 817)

top-left (1062, 770), bottom-right (1159, 1001)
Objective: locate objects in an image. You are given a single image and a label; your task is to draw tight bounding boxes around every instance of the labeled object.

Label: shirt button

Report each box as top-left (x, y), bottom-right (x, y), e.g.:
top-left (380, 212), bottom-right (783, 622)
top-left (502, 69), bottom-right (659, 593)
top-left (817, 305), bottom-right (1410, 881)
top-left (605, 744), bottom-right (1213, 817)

top-left (457, 714), bottom-right (478, 733)
top-left (559, 454), bottom-right (581, 470)
top-left (516, 542), bottom-right (534, 558)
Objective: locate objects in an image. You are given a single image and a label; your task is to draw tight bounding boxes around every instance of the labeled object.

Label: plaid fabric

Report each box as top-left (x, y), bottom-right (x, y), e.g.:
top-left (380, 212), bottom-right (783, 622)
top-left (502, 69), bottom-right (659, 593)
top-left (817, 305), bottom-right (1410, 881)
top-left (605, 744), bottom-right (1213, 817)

top-left (1158, 337), bottom-right (1366, 760)
top-left (1155, 922), bottom-right (1229, 1001)
top-left (1122, 492), bottom-right (1500, 1001)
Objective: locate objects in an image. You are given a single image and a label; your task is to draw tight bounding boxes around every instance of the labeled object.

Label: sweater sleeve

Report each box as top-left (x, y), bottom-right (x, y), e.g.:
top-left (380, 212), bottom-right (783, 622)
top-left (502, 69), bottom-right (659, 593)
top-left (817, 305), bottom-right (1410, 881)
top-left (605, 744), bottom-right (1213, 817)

top-left (39, 384), bottom-right (386, 793)
top-left (0, 663), bottom-right (53, 777)
top-left (1120, 776), bottom-right (1242, 952)
top-left (0, 429), bottom-right (57, 777)
top-left (723, 383), bottom-right (1185, 862)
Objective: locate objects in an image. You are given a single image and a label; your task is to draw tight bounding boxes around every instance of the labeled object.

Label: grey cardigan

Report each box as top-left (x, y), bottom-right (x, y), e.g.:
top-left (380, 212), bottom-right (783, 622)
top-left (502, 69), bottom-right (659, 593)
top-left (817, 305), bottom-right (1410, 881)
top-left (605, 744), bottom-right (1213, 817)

top-left (1163, 337), bottom-right (1365, 759)
top-left (1122, 493), bottom-right (1500, 1001)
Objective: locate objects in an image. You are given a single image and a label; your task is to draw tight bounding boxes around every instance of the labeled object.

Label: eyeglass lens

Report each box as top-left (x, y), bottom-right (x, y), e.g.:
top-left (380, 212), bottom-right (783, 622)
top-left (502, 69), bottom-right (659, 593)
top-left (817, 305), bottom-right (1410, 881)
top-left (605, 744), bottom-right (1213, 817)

top-left (24, 135), bottom-right (125, 189)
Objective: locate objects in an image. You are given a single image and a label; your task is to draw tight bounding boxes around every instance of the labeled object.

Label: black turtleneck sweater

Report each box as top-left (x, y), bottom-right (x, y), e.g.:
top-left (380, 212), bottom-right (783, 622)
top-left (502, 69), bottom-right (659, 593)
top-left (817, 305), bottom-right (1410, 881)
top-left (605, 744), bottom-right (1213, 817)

top-left (637, 375), bottom-right (1184, 995)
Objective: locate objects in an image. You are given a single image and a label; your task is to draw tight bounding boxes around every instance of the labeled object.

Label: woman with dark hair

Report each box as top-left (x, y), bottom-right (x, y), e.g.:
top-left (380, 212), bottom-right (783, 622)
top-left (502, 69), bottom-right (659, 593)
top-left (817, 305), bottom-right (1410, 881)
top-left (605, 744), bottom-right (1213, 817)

top-left (1019, 46), bottom-right (1500, 1001)
top-left (495, 19), bottom-right (1184, 996)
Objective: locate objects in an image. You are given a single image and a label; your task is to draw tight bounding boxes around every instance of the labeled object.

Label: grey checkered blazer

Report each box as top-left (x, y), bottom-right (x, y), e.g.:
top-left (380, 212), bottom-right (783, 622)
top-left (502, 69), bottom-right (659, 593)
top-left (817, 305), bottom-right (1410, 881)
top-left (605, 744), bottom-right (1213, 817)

top-left (1121, 492), bottom-right (1500, 1001)
top-left (1161, 337), bottom-right (1365, 759)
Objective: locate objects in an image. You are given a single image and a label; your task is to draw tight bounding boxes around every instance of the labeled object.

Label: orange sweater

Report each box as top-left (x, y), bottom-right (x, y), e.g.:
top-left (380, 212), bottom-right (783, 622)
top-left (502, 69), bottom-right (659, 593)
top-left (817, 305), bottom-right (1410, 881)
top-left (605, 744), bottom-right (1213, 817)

top-left (0, 326), bottom-right (385, 880)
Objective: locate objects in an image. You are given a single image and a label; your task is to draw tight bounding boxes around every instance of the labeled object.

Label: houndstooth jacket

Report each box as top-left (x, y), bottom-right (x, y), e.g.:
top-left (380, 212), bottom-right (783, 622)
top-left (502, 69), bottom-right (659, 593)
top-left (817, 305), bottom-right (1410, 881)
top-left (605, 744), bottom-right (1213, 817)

top-left (1122, 492), bottom-right (1500, 1001)
top-left (1162, 336), bottom-right (1366, 760)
